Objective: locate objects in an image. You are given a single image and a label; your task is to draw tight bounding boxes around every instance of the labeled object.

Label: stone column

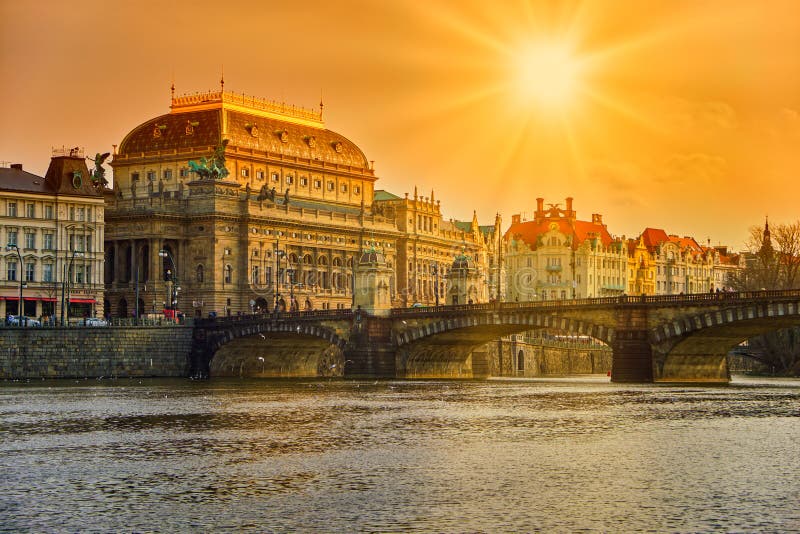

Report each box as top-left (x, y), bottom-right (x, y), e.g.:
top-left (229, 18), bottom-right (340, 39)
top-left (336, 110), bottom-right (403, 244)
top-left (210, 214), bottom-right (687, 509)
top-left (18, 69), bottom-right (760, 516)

top-left (129, 239), bottom-right (137, 285)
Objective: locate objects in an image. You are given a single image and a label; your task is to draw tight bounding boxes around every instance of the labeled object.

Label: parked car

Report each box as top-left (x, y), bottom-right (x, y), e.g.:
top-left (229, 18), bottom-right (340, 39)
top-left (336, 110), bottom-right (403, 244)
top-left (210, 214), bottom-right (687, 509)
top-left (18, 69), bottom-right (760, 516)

top-left (6, 315), bottom-right (41, 327)
top-left (83, 317), bottom-right (108, 327)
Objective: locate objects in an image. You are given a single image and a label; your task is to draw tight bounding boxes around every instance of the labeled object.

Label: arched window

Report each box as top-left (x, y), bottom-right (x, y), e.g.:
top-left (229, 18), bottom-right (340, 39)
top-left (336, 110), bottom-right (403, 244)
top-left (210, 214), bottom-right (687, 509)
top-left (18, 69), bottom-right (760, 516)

top-left (303, 254), bottom-right (313, 265)
top-left (196, 264), bottom-right (204, 283)
top-left (251, 265), bottom-right (259, 285)
top-left (517, 350), bottom-right (525, 371)
top-left (332, 257), bottom-right (343, 267)
top-left (224, 264), bottom-right (232, 284)
top-left (317, 256), bottom-right (328, 266)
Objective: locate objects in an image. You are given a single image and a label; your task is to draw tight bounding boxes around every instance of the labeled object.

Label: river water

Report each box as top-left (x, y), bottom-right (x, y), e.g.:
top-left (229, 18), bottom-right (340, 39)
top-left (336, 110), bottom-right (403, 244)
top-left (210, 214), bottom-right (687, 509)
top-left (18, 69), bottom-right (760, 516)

top-left (1, 376), bottom-right (799, 532)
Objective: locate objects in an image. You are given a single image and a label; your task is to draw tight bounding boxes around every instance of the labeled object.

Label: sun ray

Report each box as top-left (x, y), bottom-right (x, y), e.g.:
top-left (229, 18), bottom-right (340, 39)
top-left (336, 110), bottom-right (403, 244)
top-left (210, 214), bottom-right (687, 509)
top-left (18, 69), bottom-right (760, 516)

top-left (580, 86), bottom-right (670, 137)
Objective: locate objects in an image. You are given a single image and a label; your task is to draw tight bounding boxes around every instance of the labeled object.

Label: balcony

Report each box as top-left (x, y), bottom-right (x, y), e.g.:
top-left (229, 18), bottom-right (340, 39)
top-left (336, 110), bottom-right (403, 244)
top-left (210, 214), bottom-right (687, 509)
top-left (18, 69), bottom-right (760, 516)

top-left (545, 264), bottom-right (562, 272)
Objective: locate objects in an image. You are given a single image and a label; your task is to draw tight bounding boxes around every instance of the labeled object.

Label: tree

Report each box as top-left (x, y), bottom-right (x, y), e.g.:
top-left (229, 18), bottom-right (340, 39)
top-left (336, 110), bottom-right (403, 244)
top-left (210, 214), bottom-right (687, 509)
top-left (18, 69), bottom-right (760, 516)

top-left (729, 219), bottom-right (800, 375)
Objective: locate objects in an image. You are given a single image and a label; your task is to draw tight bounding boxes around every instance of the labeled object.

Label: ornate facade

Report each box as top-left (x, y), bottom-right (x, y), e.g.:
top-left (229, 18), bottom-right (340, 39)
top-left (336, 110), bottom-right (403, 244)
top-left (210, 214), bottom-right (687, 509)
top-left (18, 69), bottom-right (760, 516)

top-left (504, 198), bottom-right (627, 300)
top-left (504, 197), bottom-right (743, 301)
top-left (0, 151), bottom-right (105, 320)
top-left (105, 87), bottom-right (496, 317)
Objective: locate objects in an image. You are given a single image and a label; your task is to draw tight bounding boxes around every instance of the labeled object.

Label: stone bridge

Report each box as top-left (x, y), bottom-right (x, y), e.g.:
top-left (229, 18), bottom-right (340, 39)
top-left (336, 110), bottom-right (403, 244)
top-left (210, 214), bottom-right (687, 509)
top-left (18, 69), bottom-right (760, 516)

top-left (190, 289), bottom-right (800, 383)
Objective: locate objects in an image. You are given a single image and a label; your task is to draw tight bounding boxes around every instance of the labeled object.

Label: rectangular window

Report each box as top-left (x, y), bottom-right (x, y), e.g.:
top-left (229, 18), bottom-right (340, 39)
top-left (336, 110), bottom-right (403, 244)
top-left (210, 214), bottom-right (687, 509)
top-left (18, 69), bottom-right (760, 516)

top-left (7, 230), bottom-right (17, 246)
top-left (24, 232), bottom-right (35, 249)
top-left (7, 202), bottom-right (17, 217)
top-left (25, 262), bottom-right (35, 282)
top-left (131, 172), bottom-right (140, 181)
top-left (147, 171), bottom-right (156, 181)
top-left (341, 184), bottom-right (348, 193)
top-left (163, 169), bottom-right (173, 180)
top-left (241, 168), bottom-right (250, 178)
top-left (327, 182), bottom-right (335, 191)
top-left (44, 233), bottom-right (53, 250)
top-left (286, 175), bottom-right (293, 184)
top-left (354, 185), bottom-right (360, 194)
top-left (7, 260), bottom-right (17, 282)
top-left (271, 173), bottom-right (279, 182)
top-left (26, 203), bottom-right (35, 218)
top-left (69, 207), bottom-right (75, 220)
top-left (43, 264), bottom-right (53, 283)
top-left (86, 265), bottom-right (91, 284)
top-left (76, 235), bottom-right (85, 252)
top-left (44, 205), bottom-right (53, 219)
top-left (256, 170), bottom-right (264, 180)
top-left (76, 265), bottom-right (84, 284)
top-left (77, 208), bottom-right (85, 221)
top-left (179, 168), bottom-right (188, 178)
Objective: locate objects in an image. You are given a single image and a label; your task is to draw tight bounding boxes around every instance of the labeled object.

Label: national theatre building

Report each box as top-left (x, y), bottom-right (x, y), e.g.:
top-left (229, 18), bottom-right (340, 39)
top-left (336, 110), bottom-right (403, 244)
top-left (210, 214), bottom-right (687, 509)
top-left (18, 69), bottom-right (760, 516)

top-left (104, 85), bottom-right (500, 318)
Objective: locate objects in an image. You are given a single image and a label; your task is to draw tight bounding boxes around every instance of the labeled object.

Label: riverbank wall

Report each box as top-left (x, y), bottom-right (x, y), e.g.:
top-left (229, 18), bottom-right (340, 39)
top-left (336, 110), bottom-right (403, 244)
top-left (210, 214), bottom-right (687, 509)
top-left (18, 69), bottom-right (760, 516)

top-left (0, 326), bottom-right (193, 379)
top-left (473, 339), bottom-right (613, 378)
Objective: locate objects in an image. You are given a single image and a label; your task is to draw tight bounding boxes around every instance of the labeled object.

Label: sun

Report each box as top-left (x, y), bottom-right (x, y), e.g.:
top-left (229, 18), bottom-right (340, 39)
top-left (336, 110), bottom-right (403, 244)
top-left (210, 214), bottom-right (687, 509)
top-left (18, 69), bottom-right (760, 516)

top-left (511, 41), bottom-right (584, 114)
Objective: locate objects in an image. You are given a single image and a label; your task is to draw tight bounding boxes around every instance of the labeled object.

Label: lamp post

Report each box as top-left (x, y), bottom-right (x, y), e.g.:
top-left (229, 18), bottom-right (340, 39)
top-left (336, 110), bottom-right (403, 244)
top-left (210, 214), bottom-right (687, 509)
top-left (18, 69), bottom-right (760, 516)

top-left (432, 262), bottom-right (439, 307)
top-left (158, 249), bottom-right (179, 318)
top-left (6, 244), bottom-right (23, 320)
top-left (274, 236), bottom-right (285, 312)
top-left (62, 250), bottom-right (84, 325)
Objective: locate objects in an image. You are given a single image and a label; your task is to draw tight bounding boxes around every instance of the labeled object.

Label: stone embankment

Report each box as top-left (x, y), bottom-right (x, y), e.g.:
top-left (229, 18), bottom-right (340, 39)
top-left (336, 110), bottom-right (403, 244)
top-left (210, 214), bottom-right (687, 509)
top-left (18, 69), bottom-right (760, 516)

top-left (0, 326), bottom-right (193, 379)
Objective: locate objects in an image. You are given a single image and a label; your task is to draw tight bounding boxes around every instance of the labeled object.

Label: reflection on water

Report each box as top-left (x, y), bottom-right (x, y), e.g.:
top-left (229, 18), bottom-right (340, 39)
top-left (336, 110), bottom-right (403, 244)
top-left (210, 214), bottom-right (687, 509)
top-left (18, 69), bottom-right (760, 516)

top-left (1, 376), bottom-right (799, 532)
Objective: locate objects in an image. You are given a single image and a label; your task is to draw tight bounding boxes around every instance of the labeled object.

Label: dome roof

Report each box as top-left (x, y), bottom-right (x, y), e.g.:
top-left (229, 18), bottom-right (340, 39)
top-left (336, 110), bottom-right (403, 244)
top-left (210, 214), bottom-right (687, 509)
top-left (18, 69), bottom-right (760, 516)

top-left (117, 91), bottom-right (370, 169)
top-left (359, 249), bottom-right (386, 265)
top-left (451, 254), bottom-right (476, 270)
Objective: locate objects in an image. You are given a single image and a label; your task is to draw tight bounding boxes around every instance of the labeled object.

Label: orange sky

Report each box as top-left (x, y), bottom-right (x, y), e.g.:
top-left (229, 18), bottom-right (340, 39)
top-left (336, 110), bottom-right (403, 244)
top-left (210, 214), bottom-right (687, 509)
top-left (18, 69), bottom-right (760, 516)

top-left (1, 0), bottom-right (798, 248)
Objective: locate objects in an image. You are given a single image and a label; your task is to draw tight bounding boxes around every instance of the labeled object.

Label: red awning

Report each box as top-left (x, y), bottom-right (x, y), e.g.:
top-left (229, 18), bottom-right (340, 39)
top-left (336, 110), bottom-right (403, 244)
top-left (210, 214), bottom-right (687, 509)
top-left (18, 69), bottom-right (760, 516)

top-left (69, 298), bottom-right (96, 304)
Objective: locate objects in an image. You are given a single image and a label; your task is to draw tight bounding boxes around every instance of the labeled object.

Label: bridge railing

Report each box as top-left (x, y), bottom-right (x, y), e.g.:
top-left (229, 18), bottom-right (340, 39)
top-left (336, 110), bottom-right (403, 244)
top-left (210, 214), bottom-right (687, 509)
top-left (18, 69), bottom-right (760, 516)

top-left (389, 288), bottom-right (800, 317)
top-left (195, 308), bottom-right (353, 327)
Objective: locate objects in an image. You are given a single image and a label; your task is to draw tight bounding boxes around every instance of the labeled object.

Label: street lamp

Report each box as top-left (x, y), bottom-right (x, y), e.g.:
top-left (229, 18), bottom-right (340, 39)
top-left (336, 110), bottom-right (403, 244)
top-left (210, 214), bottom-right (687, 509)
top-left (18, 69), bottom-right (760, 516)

top-left (6, 244), bottom-right (23, 321)
top-left (158, 249), bottom-right (180, 318)
top-left (432, 262), bottom-right (439, 307)
top-left (62, 250), bottom-right (84, 325)
top-left (274, 246), bottom-right (285, 311)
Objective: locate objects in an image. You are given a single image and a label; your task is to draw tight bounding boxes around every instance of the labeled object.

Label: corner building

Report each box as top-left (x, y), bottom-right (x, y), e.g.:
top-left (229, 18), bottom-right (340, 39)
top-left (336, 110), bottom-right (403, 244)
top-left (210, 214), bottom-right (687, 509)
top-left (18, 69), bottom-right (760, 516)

top-left (105, 88), bottom-right (495, 317)
top-left (0, 152), bottom-right (105, 320)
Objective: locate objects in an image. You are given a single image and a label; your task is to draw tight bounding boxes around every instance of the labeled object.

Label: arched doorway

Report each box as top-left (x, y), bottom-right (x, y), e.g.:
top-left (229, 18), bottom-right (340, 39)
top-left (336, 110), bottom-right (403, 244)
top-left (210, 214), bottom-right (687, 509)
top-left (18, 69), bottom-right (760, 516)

top-left (255, 297), bottom-right (269, 313)
top-left (118, 298), bottom-right (128, 318)
top-left (517, 349), bottom-right (525, 372)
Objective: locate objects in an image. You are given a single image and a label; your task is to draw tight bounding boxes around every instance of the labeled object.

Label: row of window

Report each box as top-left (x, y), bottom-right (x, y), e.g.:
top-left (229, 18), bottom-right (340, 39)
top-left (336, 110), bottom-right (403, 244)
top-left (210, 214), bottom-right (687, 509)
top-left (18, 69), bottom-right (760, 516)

top-left (2, 230), bottom-right (94, 252)
top-left (128, 167), bottom-right (364, 196)
top-left (3, 202), bottom-right (96, 222)
top-left (3, 260), bottom-right (92, 284)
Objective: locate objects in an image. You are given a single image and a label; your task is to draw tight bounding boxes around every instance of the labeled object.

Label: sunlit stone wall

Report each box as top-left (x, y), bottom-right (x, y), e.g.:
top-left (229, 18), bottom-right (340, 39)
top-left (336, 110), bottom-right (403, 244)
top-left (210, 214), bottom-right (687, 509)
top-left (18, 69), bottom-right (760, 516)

top-left (0, 326), bottom-right (193, 379)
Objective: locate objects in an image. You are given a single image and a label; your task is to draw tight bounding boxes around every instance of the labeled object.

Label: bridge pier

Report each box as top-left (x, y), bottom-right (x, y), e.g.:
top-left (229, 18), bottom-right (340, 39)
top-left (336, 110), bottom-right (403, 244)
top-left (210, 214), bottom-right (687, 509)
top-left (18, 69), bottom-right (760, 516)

top-left (344, 317), bottom-right (396, 378)
top-left (610, 330), bottom-right (654, 382)
top-left (655, 352), bottom-right (730, 383)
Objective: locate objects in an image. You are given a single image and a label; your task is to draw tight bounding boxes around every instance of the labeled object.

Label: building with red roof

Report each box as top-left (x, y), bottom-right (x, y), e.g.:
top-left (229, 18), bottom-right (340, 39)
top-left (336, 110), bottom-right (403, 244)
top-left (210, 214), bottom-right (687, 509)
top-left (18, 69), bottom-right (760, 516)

top-left (504, 197), bottom-right (627, 300)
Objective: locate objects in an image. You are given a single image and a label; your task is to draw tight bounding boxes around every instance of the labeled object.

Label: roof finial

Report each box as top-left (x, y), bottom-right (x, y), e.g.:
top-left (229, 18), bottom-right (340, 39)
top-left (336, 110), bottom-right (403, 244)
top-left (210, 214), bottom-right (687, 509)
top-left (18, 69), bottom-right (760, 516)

top-left (319, 89), bottom-right (324, 118)
top-left (220, 65), bottom-right (225, 92)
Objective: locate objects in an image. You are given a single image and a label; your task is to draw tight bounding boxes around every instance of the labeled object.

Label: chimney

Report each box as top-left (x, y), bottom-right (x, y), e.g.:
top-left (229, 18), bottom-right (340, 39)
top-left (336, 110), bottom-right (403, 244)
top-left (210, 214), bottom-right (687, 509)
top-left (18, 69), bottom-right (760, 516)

top-left (592, 213), bottom-right (603, 224)
top-left (536, 197), bottom-right (544, 213)
top-left (11, 163), bottom-right (22, 170)
top-left (565, 197), bottom-right (573, 212)
top-left (511, 214), bottom-right (521, 225)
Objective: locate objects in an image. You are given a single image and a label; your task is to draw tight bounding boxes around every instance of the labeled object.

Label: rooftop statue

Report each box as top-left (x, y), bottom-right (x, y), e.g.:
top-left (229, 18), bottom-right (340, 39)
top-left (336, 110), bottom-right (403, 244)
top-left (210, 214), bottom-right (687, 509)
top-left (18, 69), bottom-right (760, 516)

top-left (188, 139), bottom-right (230, 180)
top-left (87, 152), bottom-right (111, 187)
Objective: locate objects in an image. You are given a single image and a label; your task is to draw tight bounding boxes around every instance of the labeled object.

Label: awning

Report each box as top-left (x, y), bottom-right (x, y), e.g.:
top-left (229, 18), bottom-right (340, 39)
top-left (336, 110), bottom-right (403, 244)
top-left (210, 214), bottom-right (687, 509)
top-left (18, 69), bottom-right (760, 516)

top-left (69, 298), bottom-right (96, 304)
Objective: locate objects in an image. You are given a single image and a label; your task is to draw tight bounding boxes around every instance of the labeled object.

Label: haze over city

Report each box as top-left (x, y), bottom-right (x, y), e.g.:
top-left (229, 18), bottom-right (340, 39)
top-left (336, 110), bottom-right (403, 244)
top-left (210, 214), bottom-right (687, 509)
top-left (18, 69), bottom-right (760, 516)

top-left (1, 0), bottom-right (798, 247)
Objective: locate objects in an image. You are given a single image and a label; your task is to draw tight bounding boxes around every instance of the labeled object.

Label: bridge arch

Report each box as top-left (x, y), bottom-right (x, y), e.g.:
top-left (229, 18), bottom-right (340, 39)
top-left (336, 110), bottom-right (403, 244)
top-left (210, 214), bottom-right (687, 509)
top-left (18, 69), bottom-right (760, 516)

top-left (396, 312), bottom-right (614, 347)
top-left (201, 319), bottom-right (348, 378)
top-left (394, 311), bottom-right (613, 379)
top-left (649, 300), bottom-right (800, 382)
